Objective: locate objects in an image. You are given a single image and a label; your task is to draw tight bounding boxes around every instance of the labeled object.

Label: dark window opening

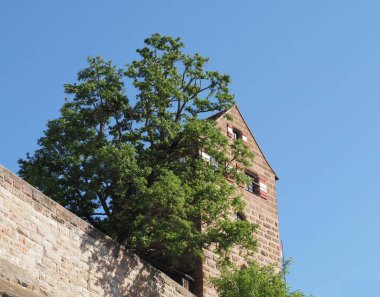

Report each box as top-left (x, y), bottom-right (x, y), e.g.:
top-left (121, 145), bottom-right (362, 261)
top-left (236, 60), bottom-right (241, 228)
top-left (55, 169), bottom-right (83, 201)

top-left (235, 212), bottom-right (246, 221)
top-left (245, 172), bottom-right (260, 195)
top-left (233, 129), bottom-right (242, 140)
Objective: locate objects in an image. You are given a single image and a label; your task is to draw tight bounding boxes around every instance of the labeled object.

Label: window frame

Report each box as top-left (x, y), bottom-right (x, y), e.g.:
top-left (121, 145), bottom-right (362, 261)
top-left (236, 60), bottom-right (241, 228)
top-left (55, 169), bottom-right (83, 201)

top-left (244, 171), bottom-right (260, 196)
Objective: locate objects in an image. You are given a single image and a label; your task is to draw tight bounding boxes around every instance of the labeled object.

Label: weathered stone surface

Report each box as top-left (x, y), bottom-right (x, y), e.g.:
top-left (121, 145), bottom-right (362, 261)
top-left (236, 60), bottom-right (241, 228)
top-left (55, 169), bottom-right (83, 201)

top-left (0, 165), bottom-right (195, 297)
top-left (0, 277), bottom-right (44, 297)
top-left (0, 259), bottom-right (38, 293)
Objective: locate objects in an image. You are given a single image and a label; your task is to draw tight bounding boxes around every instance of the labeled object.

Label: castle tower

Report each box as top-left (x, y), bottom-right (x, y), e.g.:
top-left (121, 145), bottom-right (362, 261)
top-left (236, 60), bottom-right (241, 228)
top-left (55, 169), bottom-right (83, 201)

top-left (199, 105), bottom-right (281, 297)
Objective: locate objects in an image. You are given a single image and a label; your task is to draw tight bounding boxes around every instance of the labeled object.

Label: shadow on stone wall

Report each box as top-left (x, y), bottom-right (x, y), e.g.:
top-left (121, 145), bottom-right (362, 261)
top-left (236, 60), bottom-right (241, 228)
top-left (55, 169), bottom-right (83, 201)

top-left (0, 259), bottom-right (46, 297)
top-left (79, 227), bottom-right (166, 297)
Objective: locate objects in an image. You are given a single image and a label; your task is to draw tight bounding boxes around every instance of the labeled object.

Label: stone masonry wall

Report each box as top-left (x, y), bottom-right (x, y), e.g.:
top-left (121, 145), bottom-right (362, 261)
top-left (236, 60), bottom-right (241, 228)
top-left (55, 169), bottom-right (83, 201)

top-left (200, 106), bottom-right (282, 297)
top-left (0, 164), bottom-right (195, 297)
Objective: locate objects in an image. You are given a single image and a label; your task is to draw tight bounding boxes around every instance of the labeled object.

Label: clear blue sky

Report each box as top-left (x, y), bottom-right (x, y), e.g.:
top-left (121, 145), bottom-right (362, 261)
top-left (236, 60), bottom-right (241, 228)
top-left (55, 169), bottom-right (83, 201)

top-left (1, 1), bottom-right (379, 296)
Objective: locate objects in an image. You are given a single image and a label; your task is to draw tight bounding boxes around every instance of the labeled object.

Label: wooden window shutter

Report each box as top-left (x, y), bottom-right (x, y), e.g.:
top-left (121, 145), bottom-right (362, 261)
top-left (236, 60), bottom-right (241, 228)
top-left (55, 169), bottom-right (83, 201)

top-left (242, 133), bottom-right (248, 143)
top-left (227, 124), bottom-right (234, 138)
top-left (259, 176), bottom-right (268, 199)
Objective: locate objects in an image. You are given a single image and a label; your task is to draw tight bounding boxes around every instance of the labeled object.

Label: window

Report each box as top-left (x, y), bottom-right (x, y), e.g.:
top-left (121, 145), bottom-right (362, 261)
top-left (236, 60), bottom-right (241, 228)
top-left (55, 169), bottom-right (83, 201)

top-left (235, 212), bottom-right (246, 221)
top-left (201, 151), bottom-right (219, 168)
top-left (227, 124), bottom-right (242, 140)
top-left (210, 157), bottom-right (218, 168)
top-left (233, 129), bottom-right (242, 140)
top-left (201, 151), bottom-right (211, 162)
top-left (227, 124), bottom-right (248, 143)
top-left (245, 172), bottom-right (260, 195)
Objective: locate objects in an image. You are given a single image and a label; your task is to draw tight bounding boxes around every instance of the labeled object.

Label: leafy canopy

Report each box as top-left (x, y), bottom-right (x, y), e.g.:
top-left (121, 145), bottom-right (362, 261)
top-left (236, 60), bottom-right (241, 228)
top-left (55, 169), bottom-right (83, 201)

top-left (19, 34), bottom-right (256, 272)
top-left (211, 261), bottom-right (312, 297)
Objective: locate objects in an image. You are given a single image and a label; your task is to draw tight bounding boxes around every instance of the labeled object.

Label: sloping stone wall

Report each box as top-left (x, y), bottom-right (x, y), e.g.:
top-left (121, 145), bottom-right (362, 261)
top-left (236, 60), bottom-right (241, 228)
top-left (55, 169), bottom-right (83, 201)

top-left (0, 165), bottom-right (195, 297)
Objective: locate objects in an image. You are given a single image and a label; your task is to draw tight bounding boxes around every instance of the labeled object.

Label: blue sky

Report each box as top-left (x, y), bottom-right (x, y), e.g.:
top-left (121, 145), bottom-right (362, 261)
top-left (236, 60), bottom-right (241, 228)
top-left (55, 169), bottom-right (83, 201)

top-left (1, 1), bottom-right (379, 296)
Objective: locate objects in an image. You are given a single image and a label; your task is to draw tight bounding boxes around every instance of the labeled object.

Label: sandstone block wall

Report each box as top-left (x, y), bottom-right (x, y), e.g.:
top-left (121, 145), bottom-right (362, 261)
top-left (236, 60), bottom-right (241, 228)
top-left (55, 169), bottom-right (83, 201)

top-left (0, 165), bottom-right (195, 297)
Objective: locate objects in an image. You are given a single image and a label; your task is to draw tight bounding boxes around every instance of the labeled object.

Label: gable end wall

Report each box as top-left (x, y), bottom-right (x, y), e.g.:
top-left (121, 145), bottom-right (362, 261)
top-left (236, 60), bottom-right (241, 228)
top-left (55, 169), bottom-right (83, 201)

top-left (201, 106), bottom-right (281, 297)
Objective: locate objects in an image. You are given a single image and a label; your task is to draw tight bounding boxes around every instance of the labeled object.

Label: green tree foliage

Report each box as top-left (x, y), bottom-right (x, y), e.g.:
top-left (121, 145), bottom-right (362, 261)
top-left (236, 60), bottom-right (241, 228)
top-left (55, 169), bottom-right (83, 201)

top-left (19, 34), bottom-right (256, 272)
top-left (211, 261), bottom-right (312, 297)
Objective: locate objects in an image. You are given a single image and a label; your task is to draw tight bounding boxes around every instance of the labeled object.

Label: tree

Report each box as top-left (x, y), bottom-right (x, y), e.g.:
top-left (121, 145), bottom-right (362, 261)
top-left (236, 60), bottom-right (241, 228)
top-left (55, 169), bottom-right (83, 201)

top-left (211, 261), bottom-right (312, 297)
top-left (19, 34), bottom-right (256, 273)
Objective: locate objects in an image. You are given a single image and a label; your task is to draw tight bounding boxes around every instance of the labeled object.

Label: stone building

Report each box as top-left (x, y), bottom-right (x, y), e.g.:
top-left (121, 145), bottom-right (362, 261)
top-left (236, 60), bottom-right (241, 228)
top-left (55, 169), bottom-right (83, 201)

top-left (0, 105), bottom-right (281, 297)
top-left (198, 105), bottom-right (281, 297)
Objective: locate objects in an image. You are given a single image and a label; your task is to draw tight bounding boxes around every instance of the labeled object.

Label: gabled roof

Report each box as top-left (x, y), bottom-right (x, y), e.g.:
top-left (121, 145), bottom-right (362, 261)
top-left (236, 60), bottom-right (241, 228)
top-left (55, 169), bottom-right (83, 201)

top-left (207, 109), bottom-right (228, 120)
top-left (209, 105), bottom-right (279, 180)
